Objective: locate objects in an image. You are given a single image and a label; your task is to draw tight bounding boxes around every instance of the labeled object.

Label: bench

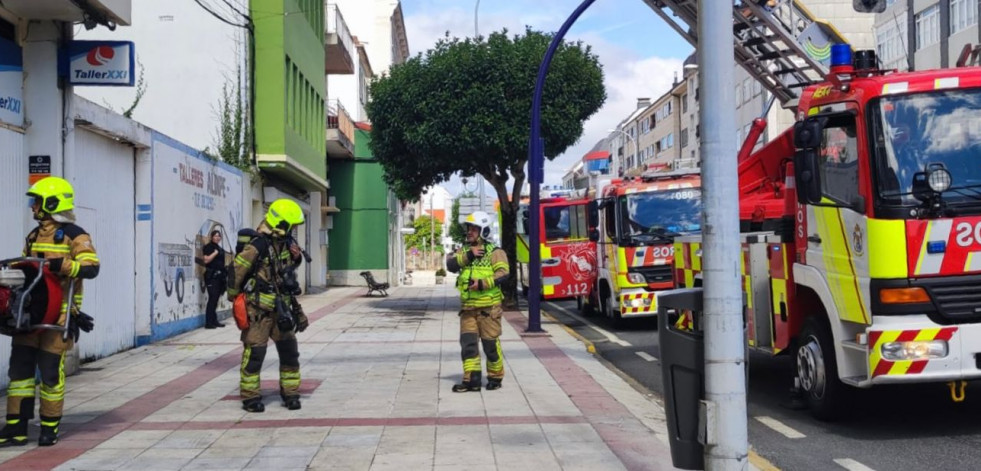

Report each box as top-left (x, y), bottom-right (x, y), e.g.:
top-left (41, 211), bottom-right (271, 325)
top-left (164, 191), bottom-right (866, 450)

top-left (360, 271), bottom-right (390, 297)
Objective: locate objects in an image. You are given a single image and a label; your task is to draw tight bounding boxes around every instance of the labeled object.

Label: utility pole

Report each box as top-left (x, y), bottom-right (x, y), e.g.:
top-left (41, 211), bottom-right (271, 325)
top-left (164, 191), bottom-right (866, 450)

top-left (698, 2), bottom-right (747, 469)
top-left (430, 192), bottom-right (435, 269)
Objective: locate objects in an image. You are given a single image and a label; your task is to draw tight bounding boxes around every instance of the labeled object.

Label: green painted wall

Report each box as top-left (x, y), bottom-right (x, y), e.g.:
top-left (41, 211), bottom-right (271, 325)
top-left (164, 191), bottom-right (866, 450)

top-left (329, 129), bottom-right (389, 270)
top-left (251, 0), bottom-right (326, 177)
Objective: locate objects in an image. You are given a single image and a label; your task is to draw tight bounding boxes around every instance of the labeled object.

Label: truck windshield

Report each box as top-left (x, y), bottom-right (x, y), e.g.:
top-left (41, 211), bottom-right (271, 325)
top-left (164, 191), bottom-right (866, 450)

top-left (874, 89), bottom-right (981, 206)
top-left (618, 188), bottom-right (701, 243)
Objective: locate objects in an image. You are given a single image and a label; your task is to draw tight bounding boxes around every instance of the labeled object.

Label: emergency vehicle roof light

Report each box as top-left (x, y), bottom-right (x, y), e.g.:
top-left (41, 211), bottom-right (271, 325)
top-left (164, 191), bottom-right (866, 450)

top-left (831, 44), bottom-right (852, 68)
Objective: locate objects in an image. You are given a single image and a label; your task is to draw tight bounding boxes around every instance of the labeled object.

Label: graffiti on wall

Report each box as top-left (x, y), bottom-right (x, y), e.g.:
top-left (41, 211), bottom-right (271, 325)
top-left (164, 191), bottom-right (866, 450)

top-left (152, 135), bottom-right (243, 326)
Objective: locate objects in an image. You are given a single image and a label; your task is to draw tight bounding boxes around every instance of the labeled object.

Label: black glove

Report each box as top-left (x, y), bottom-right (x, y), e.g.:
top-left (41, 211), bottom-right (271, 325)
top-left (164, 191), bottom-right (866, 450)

top-left (76, 312), bottom-right (94, 333)
top-left (46, 258), bottom-right (64, 273)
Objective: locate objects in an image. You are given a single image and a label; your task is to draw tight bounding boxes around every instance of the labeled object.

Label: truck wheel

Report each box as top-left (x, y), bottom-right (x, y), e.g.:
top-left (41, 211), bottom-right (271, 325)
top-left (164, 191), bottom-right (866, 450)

top-left (796, 317), bottom-right (846, 421)
top-left (578, 295), bottom-right (595, 317)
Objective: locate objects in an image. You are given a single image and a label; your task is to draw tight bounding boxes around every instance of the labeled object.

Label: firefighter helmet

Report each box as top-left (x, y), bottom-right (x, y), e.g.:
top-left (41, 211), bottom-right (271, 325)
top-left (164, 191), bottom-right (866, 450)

top-left (27, 177), bottom-right (74, 215)
top-left (463, 211), bottom-right (493, 240)
top-left (265, 199), bottom-right (305, 236)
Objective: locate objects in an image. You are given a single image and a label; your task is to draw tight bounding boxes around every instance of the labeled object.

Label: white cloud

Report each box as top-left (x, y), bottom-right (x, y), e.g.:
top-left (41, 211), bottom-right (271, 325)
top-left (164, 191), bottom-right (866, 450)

top-left (403, 5), bottom-right (685, 196)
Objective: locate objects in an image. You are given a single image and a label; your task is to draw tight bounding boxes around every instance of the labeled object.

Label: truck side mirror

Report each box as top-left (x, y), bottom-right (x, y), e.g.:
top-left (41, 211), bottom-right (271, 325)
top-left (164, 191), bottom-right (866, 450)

top-left (588, 228), bottom-right (599, 242)
top-left (794, 149), bottom-right (822, 205)
top-left (852, 0), bottom-right (887, 13)
top-left (793, 117), bottom-right (826, 149)
top-left (587, 201), bottom-right (598, 228)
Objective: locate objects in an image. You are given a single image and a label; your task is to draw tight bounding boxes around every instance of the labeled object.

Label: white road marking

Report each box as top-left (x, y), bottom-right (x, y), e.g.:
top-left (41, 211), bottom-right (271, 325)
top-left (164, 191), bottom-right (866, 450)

top-left (834, 458), bottom-right (876, 471)
top-left (754, 416), bottom-right (806, 439)
top-left (635, 351), bottom-right (658, 362)
top-left (548, 303), bottom-right (633, 347)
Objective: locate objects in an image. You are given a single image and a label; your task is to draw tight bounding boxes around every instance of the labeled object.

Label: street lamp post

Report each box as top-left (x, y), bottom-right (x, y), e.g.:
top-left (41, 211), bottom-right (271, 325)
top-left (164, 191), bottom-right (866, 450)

top-left (608, 128), bottom-right (640, 175)
top-left (474, 0), bottom-right (487, 214)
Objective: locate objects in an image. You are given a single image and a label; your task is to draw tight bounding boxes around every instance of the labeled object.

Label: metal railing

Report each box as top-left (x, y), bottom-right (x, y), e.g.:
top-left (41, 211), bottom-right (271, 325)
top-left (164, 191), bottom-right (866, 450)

top-left (326, 4), bottom-right (353, 60)
top-left (327, 98), bottom-right (355, 145)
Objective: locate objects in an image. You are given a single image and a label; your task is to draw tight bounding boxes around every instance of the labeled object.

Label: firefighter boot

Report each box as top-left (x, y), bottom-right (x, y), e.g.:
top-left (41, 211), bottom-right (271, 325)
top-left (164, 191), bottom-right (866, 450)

top-left (486, 379), bottom-right (502, 391)
top-left (0, 415), bottom-right (27, 447)
top-left (242, 398), bottom-right (265, 413)
top-left (38, 416), bottom-right (60, 447)
top-left (282, 395), bottom-right (301, 410)
top-left (452, 371), bottom-right (482, 392)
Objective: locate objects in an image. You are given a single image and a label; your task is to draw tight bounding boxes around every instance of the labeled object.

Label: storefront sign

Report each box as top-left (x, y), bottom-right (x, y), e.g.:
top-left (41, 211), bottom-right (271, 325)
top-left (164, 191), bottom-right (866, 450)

top-left (0, 36), bottom-right (23, 127)
top-left (63, 41), bottom-right (135, 86)
top-left (28, 155), bottom-right (50, 185)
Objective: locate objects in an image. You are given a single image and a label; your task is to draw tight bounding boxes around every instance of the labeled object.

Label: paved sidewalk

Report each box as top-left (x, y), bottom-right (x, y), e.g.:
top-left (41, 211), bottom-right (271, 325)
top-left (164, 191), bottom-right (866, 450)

top-left (0, 282), bottom-right (687, 471)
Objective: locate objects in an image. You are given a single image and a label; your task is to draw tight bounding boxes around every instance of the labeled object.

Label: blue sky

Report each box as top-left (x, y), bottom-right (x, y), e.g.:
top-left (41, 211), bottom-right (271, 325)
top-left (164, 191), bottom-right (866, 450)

top-left (400, 0), bottom-right (694, 196)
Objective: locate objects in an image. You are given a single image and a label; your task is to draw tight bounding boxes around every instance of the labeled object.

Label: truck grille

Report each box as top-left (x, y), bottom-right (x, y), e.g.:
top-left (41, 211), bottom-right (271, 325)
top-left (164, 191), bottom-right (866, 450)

top-left (631, 265), bottom-right (674, 284)
top-left (917, 276), bottom-right (981, 324)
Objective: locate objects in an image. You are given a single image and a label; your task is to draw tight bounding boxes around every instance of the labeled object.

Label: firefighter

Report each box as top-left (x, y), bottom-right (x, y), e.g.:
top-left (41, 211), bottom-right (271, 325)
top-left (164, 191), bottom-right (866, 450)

top-left (227, 198), bottom-right (309, 412)
top-left (445, 211), bottom-right (509, 392)
top-left (0, 177), bottom-right (99, 447)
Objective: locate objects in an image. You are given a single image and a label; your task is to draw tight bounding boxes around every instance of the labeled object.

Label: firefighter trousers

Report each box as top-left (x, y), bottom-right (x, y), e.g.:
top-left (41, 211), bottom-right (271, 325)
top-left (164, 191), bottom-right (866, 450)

top-left (239, 304), bottom-right (300, 401)
top-left (6, 329), bottom-right (72, 420)
top-left (459, 305), bottom-right (505, 384)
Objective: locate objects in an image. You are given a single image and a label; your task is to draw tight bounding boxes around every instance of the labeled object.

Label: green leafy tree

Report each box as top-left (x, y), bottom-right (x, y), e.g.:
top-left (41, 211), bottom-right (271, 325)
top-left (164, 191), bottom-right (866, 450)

top-left (449, 197), bottom-right (466, 246)
top-left (367, 28), bottom-right (605, 303)
top-left (405, 215), bottom-right (444, 255)
top-left (209, 69), bottom-right (252, 173)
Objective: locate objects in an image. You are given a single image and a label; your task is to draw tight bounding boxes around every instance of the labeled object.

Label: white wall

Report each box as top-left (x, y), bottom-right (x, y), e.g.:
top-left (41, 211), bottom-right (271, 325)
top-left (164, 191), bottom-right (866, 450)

top-left (75, 1), bottom-right (248, 152)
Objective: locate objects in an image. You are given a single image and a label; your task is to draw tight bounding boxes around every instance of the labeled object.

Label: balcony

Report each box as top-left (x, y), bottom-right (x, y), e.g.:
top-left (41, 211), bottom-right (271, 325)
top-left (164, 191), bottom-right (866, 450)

top-left (327, 99), bottom-right (355, 158)
top-left (325, 4), bottom-right (355, 75)
top-left (3, 0), bottom-right (130, 26)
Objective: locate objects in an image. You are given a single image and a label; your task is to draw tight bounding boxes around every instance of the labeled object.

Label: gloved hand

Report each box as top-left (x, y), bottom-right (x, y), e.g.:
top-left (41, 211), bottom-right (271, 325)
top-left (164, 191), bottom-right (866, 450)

top-left (296, 312), bottom-right (309, 332)
top-left (46, 258), bottom-right (64, 273)
top-left (68, 313), bottom-right (94, 342)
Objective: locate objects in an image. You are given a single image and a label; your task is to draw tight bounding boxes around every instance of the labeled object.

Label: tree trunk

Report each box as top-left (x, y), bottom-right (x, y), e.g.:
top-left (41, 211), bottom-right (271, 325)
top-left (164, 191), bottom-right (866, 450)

top-left (488, 175), bottom-right (519, 310)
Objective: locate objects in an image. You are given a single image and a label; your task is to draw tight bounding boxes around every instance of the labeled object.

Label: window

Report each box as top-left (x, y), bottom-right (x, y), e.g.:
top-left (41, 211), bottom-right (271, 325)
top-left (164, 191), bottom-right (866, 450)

top-left (681, 128), bottom-right (689, 148)
top-left (951, 0), bottom-right (977, 34)
top-left (544, 206), bottom-right (571, 241)
top-left (604, 199), bottom-right (617, 239)
top-left (735, 84), bottom-right (742, 104)
top-left (916, 5), bottom-right (940, 50)
top-left (682, 93), bottom-right (688, 113)
top-left (876, 14), bottom-right (908, 71)
top-left (743, 78), bottom-right (751, 104)
top-left (818, 115), bottom-right (860, 205)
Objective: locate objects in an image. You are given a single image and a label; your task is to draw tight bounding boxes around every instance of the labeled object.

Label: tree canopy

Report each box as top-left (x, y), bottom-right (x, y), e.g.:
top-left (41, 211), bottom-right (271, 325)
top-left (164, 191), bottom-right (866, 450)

top-left (404, 215), bottom-right (444, 254)
top-left (368, 28), bottom-right (605, 303)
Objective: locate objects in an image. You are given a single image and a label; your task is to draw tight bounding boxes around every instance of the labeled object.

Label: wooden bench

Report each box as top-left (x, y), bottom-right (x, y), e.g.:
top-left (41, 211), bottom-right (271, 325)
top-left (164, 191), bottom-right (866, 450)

top-left (360, 271), bottom-right (390, 297)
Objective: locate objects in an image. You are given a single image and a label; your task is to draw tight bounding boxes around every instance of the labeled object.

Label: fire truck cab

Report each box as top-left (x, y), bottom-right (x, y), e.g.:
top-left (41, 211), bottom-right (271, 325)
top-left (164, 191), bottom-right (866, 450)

top-left (516, 192), bottom-right (597, 301)
top-left (583, 170), bottom-right (702, 325)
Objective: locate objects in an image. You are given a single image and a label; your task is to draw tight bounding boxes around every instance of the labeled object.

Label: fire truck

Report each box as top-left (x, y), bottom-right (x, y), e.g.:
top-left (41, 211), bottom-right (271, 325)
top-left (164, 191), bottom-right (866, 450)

top-left (650, 0), bottom-right (981, 419)
top-left (516, 191), bottom-right (597, 301)
top-left (579, 170), bottom-right (702, 325)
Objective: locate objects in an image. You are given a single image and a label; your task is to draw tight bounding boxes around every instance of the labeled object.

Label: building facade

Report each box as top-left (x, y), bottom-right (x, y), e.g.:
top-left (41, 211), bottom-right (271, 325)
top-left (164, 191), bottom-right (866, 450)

top-left (875, 0), bottom-right (979, 71)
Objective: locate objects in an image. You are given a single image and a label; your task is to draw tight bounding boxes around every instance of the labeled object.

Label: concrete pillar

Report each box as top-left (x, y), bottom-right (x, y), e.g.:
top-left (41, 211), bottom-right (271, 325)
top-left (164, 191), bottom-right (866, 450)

top-left (22, 21), bottom-right (65, 174)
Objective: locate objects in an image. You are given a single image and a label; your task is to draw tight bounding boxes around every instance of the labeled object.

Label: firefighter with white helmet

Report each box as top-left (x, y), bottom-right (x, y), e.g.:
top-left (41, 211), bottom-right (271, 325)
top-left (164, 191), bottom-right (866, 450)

top-left (445, 210), bottom-right (509, 392)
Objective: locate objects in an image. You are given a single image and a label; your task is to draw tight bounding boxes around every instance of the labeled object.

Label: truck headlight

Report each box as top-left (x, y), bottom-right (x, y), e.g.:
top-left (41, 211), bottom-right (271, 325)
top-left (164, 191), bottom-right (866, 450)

top-left (627, 273), bottom-right (645, 284)
top-left (881, 340), bottom-right (948, 361)
top-left (627, 297), bottom-right (651, 308)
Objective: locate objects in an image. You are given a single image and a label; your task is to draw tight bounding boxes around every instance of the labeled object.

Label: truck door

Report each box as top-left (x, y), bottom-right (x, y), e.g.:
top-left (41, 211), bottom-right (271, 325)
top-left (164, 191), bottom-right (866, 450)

top-left (541, 201), bottom-right (596, 299)
top-left (804, 110), bottom-right (872, 325)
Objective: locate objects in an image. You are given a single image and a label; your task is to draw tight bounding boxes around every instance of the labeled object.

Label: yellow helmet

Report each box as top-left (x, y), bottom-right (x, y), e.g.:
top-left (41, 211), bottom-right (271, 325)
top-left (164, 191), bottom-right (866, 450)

top-left (265, 199), bottom-right (304, 235)
top-left (27, 176), bottom-right (74, 214)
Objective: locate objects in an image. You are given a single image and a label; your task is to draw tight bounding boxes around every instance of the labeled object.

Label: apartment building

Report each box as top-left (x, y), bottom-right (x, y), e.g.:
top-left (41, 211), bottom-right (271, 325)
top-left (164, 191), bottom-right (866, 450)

top-left (875, 0), bottom-right (979, 71)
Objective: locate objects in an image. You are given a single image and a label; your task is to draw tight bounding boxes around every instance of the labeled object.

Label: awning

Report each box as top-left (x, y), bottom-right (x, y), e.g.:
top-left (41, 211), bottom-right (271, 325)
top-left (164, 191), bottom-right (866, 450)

top-left (584, 150), bottom-right (611, 161)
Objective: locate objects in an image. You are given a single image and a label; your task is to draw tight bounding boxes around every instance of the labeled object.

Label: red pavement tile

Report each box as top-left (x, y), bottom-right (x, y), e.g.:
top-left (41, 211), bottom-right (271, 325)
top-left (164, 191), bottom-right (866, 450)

top-left (503, 310), bottom-right (675, 471)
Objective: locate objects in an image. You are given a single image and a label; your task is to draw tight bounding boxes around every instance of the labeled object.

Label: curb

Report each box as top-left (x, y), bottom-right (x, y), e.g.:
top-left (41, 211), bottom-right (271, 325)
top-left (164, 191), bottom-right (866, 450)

top-left (541, 308), bottom-right (596, 353)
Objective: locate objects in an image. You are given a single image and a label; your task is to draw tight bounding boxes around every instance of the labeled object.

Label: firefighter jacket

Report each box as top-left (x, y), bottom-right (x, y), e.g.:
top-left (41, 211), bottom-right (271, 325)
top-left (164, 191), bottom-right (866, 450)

top-left (22, 216), bottom-right (100, 324)
top-left (228, 222), bottom-right (301, 313)
top-left (448, 242), bottom-right (509, 309)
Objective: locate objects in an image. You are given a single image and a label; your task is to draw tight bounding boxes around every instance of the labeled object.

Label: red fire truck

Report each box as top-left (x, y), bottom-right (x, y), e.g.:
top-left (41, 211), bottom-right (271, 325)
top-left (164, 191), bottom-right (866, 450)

top-left (516, 192), bottom-right (597, 301)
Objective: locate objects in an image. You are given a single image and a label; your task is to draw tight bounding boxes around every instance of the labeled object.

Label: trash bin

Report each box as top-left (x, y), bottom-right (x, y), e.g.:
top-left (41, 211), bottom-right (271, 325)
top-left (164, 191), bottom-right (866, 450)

top-left (657, 288), bottom-right (704, 470)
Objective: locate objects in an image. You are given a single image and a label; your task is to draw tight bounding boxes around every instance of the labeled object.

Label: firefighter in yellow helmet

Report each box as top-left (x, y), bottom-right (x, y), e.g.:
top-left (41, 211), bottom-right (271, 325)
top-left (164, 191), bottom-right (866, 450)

top-left (0, 177), bottom-right (99, 448)
top-left (227, 198), bottom-right (309, 412)
top-left (445, 211), bottom-right (509, 392)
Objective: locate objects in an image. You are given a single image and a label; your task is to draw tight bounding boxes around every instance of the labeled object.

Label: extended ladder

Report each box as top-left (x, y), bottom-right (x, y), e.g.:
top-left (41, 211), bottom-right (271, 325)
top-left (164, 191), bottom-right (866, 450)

top-left (643, 0), bottom-right (848, 108)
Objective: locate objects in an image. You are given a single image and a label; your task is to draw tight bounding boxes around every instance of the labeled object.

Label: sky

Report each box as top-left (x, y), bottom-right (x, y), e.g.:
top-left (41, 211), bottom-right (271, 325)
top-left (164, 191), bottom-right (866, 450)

top-left (400, 0), bottom-right (693, 198)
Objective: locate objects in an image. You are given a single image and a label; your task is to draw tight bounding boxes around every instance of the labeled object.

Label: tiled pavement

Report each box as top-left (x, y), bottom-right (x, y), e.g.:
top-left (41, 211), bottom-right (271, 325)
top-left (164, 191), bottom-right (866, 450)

top-left (0, 280), bottom-right (686, 471)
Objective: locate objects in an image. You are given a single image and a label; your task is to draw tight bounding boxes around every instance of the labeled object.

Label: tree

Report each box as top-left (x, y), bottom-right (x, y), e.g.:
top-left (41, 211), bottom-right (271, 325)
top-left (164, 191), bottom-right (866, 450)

top-left (208, 69), bottom-right (252, 173)
top-left (404, 215), bottom-right (444, 255)
top-left (367, 28), bottom-right (605, 304)
top-left (449, 197), bottom-right (466, 246)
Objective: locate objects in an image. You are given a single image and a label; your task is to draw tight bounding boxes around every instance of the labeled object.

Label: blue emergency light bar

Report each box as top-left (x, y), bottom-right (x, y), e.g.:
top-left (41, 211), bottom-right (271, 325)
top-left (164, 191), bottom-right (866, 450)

top-left (831, 44), bottom-right (853, 68)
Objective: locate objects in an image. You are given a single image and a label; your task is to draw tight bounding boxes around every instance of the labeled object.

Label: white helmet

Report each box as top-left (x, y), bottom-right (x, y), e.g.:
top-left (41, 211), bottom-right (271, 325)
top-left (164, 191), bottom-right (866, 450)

top-left (463, 211), bottom-right (493, 240)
